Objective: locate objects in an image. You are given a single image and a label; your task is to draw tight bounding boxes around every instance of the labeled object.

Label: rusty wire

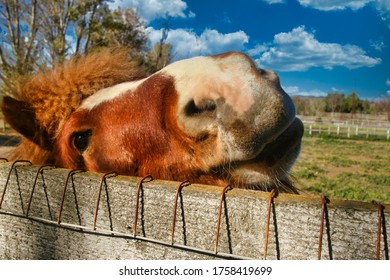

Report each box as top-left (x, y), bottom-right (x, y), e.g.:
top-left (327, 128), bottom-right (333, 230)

top-left (0, 160), bottom-right (32, 210)
top-left (263, 189), bottom-right (275, 260)
top-left (318, 194), bottom-right (327, 260)
top-left (133, 175), bottom-right (153, 237)
top-left (171, 180), bottom-right (190, 245)
top-left (214, 184), bottom-right (232, 254)
top-left (93, 171), bottom-right (118, 230)
top-left (373, 200), bottom-right (384, 260)
top-left (1, 208), bottom-right (248, 260)
top-left (57, 169), bottom-right (85, 224)
top-left (26, 164), bottom-right (56, 217)
top-left (0, 158), bottom-right (9, 162)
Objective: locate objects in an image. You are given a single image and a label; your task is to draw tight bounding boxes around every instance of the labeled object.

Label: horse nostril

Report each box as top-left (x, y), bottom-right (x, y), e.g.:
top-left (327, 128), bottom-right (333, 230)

top-left (184, 99), bottom-right (217, 117)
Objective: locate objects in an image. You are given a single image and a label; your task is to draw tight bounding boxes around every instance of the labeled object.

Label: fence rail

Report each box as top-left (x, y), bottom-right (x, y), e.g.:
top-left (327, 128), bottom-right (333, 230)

top-left (0, 161), bottom-right (389, 260)
top-left (303, 122), bottom-right (390, 140)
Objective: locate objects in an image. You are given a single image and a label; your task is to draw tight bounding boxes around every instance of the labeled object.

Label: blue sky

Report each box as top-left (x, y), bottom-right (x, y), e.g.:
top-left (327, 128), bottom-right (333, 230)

top-left (111, 0), bottom-right (390, 99)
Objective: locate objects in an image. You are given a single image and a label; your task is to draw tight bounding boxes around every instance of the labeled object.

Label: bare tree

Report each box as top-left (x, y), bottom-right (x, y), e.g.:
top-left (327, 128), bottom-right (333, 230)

top-left (0, 0), bottom-right (41, 93)
top-left (144, 17), bottom-right (172, 74)
top-left (38, 0), bottom-right (76, 63)
top-left (325, 93), bottom-right (344, 114)
top-left (72, 0), bottom-right (104, 54)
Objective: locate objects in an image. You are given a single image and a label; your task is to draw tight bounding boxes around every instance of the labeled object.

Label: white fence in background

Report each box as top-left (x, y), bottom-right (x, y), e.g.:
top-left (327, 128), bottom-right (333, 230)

top-left (303, 122), bottom-right (390, 140)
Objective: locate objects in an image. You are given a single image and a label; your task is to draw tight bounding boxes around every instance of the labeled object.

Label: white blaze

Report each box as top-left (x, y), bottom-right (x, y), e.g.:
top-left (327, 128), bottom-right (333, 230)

top-left (80, 54), bottom-right (257, 115)
top-left (80, 78), bottom-right (146, 110)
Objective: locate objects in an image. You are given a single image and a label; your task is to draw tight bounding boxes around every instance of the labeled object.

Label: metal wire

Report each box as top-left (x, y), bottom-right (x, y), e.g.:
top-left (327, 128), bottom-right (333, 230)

top-left (318, 194), bottom-right (326, 260)
top-left (57, 169), bottom-right (85, 224)
top-left (373, 200), bottom-right (384, 260)
top-left (93, 171), bottom-right (118, 230)
top-left (171, 180), bottom-right (190, 245)
top-left (26, 164), bottom-right (56, 216)
top-left (263, 189), bottom-right (275, 259)
top-left (133, 175), bottom-right (153, 237)
top-left (0, 160), bottom-right (32, 209)
top-left (214, 185), bottom-right (232, 254)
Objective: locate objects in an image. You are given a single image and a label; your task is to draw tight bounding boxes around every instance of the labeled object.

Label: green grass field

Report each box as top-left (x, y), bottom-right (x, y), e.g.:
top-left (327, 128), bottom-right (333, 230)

top-left (292, 135), bottom-right (390, 204)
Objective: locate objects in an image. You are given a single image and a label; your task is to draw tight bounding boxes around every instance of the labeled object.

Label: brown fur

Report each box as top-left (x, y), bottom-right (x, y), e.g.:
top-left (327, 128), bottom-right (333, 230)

top-left (6, 138), bottom-right (53, 164)
top-left (2, 50), bottom-right (303, 193)
top-left (54, 74), bottom-right (220, 183)
top-left (20, 48), bottom-right (146, 138)
top-left (3, 48), bottom-right (146, 163)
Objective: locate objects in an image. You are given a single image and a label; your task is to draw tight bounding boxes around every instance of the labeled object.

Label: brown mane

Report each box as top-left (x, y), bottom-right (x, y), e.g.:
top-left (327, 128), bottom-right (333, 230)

top-left (3, 48), bottom-right (146, 163)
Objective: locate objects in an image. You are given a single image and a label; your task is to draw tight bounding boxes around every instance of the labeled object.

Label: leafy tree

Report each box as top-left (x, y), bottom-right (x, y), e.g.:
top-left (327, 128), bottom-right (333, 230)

top-left (0, 0), bottom-right (148, 96)
top-left (292, 96), bottom-right (325, 116)
top-left (87, 7), bottom-right (147, 54)
top-left (325, 93), bottom-right (344, 113)
top-left (371, 98), bottom-right (390, 120)
top-left (292, 96), bottom-right (305, 115)
top-left (342, 92), bottom-right (363, 113)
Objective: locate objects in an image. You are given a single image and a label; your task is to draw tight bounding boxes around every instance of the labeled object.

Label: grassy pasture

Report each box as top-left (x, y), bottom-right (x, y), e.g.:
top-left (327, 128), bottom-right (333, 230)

top-left (292, 135), bottom-right (390, 204)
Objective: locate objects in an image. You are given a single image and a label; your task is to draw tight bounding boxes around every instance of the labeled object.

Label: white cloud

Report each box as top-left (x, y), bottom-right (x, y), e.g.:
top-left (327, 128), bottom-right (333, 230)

top-left (297, 0), bottom-right (390, 28)
top-left (283, 85), bottom-right (328, 97)
top-left (188, 11), bottom-right (196, 19)
top-left (331, 87), bottom-right (347, 93)
top-left (297, 0), bottom-right (372, 11)
top-left (386, 79), bottom-right (390, 86)
top-left (283, 86), bottom-right (300, 95)
top-left (261, 0), bottom-right (285, 4)
top-left (247, 44), bottom-right (268, 56)
top-left (109, 0), bottom-right (194, 22)
top-left (370, 39), bottom-right (385, 51)
top-left (220, 12), bottom-right (232, 24)
top-left (147, 27), bottom-right (249, 60)
top-left (375, 0), bottom-right (390, 28)
top-left (252, 26), bottom-right (381, 71)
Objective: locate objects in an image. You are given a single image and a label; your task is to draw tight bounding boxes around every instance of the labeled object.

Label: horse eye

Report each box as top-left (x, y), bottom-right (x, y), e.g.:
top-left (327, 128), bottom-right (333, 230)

top-left (73, 130), bottom-right (92, 153)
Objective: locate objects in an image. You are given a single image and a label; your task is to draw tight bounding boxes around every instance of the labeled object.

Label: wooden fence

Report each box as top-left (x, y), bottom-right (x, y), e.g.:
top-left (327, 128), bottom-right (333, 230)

top-left (0, 160), bottom-right (389, 260)
top-left (304, 122), bottom-right (390, 140)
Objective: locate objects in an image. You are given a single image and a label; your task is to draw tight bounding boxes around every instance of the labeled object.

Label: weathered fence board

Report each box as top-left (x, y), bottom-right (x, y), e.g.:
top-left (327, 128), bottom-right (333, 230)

top-left (0, 162), bottom-right (388, 260)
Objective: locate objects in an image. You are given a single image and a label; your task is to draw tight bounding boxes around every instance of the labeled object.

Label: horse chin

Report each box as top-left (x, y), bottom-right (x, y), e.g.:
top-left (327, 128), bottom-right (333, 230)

top-left (218, 117), bottom-right (304, 193)
top-left (227, 164), bottom-right (297, 193)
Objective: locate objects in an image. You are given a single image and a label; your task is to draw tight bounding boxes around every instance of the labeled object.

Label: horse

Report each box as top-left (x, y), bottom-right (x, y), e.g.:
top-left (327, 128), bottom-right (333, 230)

top-left (2, 48), bottom-right (303, 193)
